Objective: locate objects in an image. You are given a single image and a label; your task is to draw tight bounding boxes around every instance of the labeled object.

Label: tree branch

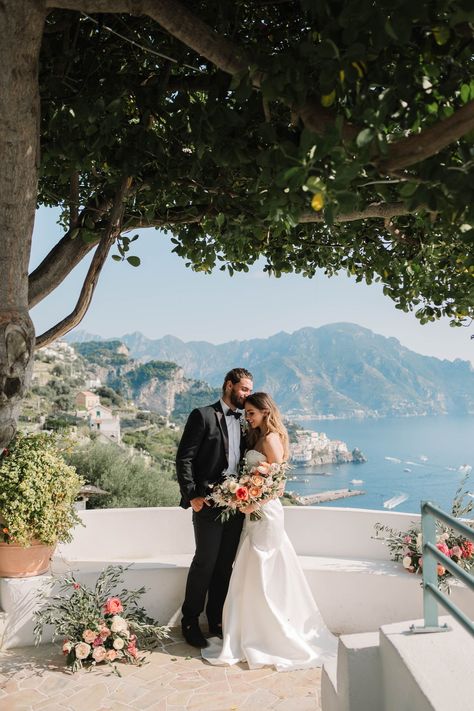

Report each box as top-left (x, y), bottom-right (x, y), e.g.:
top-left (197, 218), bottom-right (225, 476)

top-left (35, 177), bottom-right (132, 349)
top-left (298, 202), bottom-right (414, 223)
top-left (380, 100), bottom-right (474, 172)
top-left (28, 195), bottom-right (113, 308)
top-left (69, 172), bottom-right (79, 229)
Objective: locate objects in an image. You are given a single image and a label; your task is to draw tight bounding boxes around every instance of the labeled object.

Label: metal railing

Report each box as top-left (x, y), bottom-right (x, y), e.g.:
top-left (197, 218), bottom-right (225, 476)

top-left (410, 501), bottom-right (474, 636)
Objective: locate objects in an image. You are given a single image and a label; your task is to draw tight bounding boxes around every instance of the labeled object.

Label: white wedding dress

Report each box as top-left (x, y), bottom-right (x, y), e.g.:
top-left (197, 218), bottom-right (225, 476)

top-left (202, 450), bottom-right (337, 671)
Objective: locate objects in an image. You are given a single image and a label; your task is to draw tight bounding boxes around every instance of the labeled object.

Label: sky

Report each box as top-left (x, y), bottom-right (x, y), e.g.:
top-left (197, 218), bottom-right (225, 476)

top-left (30, 207), bottom-right (474, 365)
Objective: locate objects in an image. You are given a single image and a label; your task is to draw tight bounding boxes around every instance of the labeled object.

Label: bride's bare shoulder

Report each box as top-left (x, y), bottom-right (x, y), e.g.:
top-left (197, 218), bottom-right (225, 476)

top-left (262, 432), bottom-right (284, 463)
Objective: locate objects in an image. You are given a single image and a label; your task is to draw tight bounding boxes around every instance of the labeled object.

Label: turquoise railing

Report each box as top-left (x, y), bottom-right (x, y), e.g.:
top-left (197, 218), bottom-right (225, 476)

top-left (410, 501), bottom-right (474, 636)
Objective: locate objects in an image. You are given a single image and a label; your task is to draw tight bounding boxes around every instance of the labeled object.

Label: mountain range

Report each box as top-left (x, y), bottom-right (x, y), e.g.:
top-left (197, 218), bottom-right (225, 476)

top-left (68, 323), bottom-right (474, 418)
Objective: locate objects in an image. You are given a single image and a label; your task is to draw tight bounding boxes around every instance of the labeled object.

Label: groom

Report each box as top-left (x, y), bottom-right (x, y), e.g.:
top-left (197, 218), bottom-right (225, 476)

top-left (176, 367), bottom-right (253, 647)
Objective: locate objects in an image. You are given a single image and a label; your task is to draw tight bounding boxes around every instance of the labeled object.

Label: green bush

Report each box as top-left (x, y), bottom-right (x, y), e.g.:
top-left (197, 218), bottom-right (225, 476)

top-left (0, 433), bottom-right (83, 546)
top-left (66, 442), bottom-right (179, 508)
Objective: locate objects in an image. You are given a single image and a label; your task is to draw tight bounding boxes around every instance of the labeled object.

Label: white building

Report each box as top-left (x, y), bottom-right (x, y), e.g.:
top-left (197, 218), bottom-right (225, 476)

top-left (87, 403), bottom-right (121, 443)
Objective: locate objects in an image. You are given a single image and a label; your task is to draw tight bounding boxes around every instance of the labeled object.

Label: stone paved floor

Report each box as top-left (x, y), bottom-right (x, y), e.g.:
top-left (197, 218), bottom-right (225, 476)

top-left (0, 628), bottom-right (322, 711)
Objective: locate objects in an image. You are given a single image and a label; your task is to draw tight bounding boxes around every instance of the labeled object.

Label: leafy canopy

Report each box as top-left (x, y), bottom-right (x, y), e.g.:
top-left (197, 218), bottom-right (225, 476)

top-left (39, 1), bottom-right (474, 325)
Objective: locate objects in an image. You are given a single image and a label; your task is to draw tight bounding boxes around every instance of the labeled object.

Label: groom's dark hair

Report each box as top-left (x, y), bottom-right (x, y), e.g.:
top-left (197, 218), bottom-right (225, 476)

top-left (222, 367), bottom-right (253, 395)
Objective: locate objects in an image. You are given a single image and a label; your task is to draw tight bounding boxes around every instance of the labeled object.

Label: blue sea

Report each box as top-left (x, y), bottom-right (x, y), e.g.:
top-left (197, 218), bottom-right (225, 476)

top-left (287, 415), bottom-right (474, 514)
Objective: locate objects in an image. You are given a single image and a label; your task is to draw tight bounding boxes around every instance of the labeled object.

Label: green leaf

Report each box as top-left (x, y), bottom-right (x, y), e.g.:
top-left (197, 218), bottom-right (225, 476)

top-left (112, 255), bottom-right (122, 262)
top-left (126, 256), bottom-right (141, 267)
top-left (356, 128), bottom-right (374, 148)
top-left (460, 84), bottom-right (470, 104)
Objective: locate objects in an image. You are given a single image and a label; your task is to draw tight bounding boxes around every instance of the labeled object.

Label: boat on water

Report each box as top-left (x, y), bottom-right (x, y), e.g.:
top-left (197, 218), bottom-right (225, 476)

top-left (383, 493), bottom-right (409, 510)
top-left (403, 468), bottom-right (412, 473)
top-left (385, 456), bottom-right (402, 463)
top-left (350, 479), bottom-right (364, 485)
top-left (458, 464), bottom-right (472, 474)
top-left (419, 455), bottom-right (428, 462)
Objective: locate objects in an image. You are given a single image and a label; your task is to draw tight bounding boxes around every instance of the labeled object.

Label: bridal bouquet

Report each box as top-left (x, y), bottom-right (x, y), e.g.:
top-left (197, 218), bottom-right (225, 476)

top-left (34, 565), bottom-right (170, 674)
top-left (207, 457), bottom-right (289, 522)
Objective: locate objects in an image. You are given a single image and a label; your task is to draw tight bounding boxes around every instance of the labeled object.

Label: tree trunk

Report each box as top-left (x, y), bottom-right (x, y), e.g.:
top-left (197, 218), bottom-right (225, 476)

top-left (0, 2), bottom-right (45, 448)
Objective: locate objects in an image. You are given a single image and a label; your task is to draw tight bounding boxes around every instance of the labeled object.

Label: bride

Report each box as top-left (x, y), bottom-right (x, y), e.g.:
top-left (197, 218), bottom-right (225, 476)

top-left (202, 392), bottom-right (337, 671)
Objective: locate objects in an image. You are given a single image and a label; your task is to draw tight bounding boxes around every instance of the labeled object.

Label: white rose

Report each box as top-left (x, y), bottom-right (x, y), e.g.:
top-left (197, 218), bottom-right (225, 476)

top-left (113, 637), bottom-right (125, 650)
top-left (74, 642), bottom-right (91, 660)
top-left (402, 556), bottom-right (412, 569)
top-left (110, 615), bottom-right (128, 633)
top-left (228, 481), bottom-right (238, 493)
top-left (416, 533), bottom-right (423, 553)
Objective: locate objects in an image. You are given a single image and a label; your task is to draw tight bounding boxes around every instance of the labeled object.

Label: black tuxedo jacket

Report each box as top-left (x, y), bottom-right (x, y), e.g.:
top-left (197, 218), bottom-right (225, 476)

top-left (176, 401), bottom-right (245, 509)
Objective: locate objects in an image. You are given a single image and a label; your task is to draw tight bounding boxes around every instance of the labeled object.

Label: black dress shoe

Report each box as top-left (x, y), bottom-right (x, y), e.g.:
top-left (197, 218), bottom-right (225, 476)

top-left (181, 620), bottom-right (208, 648)
top-left (208, 623), bottom-right (223, 639)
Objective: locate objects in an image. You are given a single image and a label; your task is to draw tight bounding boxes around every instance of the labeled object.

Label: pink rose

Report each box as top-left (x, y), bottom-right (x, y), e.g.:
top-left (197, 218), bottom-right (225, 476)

top-left (236, 487), bottom-right (249, 501)
top-left (104, 597), bottom-right (123, 614)
top-left (105, 649), bottom-right (117, 662)
top-left (82, 629), bottom-right (96, 644)
top-left (99, 626), bottom-right (111, 639)
top-left (92, 645), bottom-right (107, 663)
top-left (62, 640), bottom-right (73, 655)
top-left (127, 642), bottom-right (138, 658)
top-left (93, 636), bottom-right (103, 647)
top-left (437, 564), bottom-right (446, 576)
top-left (403, 536), bottom-right (412, 544)
top-left (462, 541), bottom-right (473, 558)
top-left (450, 546), bottom-right (462, 558)
top-left (436, 542), bottom-right (450, 557)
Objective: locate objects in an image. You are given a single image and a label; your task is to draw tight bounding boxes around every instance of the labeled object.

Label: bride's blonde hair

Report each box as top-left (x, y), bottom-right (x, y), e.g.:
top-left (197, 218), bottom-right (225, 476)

top-left (245, 392), bottom-right (290, 461)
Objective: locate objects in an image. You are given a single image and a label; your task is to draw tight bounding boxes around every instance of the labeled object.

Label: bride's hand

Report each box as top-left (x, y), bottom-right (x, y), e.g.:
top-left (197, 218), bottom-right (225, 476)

top-left (241, 503), bottom-right (258, 515)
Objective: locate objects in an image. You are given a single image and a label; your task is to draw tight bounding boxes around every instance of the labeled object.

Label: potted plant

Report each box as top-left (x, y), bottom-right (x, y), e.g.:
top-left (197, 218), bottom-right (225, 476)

top-left (0, 432), bottom-right (83, 577)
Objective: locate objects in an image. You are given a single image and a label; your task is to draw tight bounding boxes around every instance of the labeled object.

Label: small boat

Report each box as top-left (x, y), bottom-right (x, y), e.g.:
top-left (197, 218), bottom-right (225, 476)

top-left (403, 468), bottom-right (412, 473)
top-left (383, 493), bottom-right (409, 510)
top-left (350, 479), bottom-right (363, 485)
top-left (458, 464), bottom-right (472, 474)
top-left (419, 455), bottom-right (428, 462)
top-left (385, 456), bottom-right (401, 463)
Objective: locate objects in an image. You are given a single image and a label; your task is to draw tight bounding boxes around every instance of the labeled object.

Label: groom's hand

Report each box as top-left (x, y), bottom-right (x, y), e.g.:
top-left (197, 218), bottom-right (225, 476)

top-left (190, 497), bottom-right (209, 512)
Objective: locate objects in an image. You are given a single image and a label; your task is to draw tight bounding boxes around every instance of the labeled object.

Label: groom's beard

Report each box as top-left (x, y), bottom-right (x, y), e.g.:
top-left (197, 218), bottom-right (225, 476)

top-left (230, 391), bottom-right (245, 409)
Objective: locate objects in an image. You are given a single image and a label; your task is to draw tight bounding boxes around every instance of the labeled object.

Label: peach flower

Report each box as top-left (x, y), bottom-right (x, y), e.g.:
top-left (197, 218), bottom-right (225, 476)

top-left (104, 597), bottom-right (123, 614)
top-left (105, 649), bottom-right (117, 662)
top-left (250, 474), bottom-right (264, 487)
top-left (92, 645), bottom-right (107, 663)
top-left (74, 642), bottom-right (91, 660)
top-left (437, 564), bottom-right (446, 576)
top-left (249, 487), bottom-right (262, 498)
top-left (82, 629), bottom-right (96, 644)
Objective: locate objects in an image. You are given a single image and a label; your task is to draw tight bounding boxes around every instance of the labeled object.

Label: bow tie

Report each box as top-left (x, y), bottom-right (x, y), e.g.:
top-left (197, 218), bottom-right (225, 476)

top-left (226, 409), bottom-right (241, 419)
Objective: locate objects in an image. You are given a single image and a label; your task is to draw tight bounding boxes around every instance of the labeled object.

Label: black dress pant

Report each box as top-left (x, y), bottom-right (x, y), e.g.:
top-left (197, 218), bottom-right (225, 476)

top-left (181, 506), bottom-right (244, 626)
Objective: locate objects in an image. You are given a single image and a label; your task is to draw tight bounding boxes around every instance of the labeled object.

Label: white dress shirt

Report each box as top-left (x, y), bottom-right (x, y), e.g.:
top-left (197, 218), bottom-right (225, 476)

top-left (220, 398), bottom-right (241, 474)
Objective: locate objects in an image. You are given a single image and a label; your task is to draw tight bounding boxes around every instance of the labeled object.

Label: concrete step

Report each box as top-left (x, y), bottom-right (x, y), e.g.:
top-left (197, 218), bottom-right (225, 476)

top-left (321, 657), bottom-right (338, 711)
top-left (380, 616), bottom-right (474, 711)
top-left (322, 630), bottom-right (382, 711)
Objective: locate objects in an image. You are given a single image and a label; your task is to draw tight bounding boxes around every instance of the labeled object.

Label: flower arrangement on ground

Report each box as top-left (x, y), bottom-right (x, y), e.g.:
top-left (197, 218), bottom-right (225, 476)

top-left (208, 456), bottom-right (289, 522)
top-left (374, 478), bottom-right (474, 591)
top-left (34, 565), bottom-right (170, 674)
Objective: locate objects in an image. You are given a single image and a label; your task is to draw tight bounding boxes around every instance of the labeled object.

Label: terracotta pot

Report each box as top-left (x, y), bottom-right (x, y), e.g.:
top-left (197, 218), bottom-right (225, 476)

top-left (0, 540), bottom-right (55, 578)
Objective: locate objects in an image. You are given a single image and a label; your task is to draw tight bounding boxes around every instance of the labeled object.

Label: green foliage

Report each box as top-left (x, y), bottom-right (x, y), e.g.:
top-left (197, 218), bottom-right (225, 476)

top-left (0, 433), bottom-right (84, 546)
top-left (93, 386), bottom-right (124, 408)
top-left (172, 383), bottom-right (221, 422)
top-left (66, 441), bottom-right (179, 508)
top-left (121, 427), bottom-right (180, 464)
top-left (73, 341), bottom-right (129, 366)
top-left (38, 3), bottom-right (474, 324)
